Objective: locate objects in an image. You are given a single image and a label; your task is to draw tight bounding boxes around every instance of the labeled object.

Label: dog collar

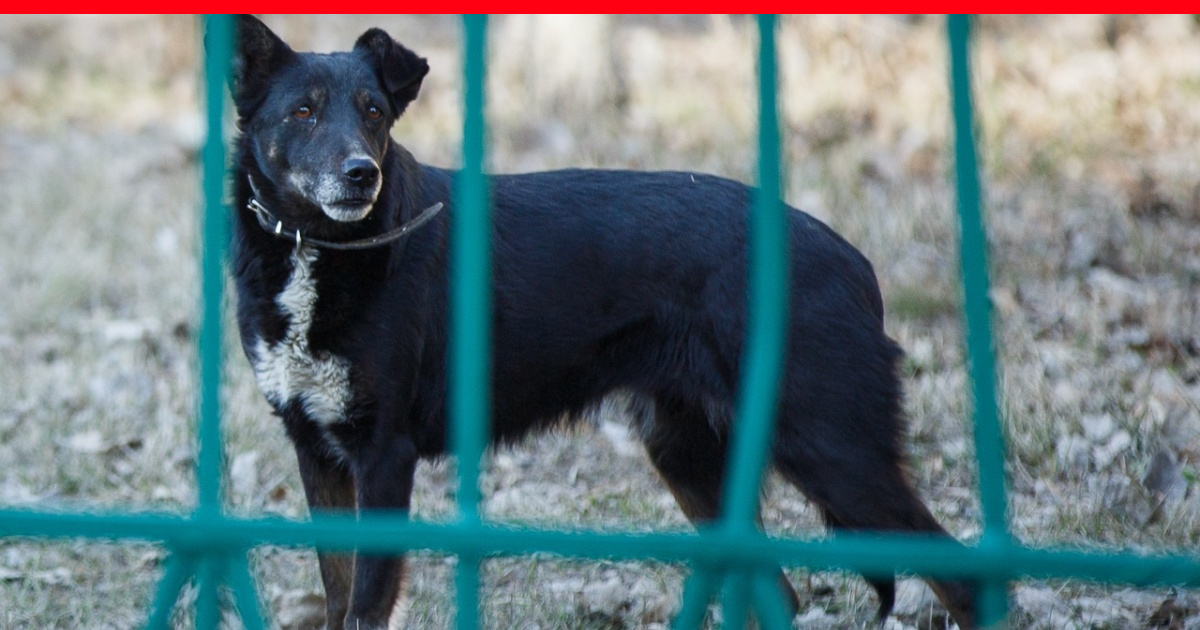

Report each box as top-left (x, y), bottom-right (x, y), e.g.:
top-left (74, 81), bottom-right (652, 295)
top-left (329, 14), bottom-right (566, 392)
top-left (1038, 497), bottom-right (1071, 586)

top-left (245, 176), bottom-right (443, 251)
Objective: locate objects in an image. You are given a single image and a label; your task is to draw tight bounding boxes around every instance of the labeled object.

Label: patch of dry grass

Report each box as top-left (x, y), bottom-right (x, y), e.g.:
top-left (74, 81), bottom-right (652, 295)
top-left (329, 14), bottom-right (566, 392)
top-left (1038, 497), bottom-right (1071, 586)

top-left (2, 14), bottom-right (1199, 629)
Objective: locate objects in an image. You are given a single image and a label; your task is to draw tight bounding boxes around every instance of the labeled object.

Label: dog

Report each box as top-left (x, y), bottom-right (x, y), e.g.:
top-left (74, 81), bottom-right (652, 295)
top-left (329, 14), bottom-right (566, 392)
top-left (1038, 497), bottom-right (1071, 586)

top-left (225, 15), bottom-right (977, 629)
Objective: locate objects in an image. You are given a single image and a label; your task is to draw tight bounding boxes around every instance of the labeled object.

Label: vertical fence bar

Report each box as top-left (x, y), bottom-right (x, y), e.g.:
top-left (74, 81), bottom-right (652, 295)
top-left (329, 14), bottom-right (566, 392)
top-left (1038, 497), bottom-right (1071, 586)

top-left (229, 553), bottom-right (266, 630)
top-left (675, 14), bottom-right (787, 629)
top-left (189, 13), bottom-right (235, 628)
top-left (197, 12), bottom-right (232, 520)
top-left (452, 13), bottom-right (490, 630)
top-left (196, 556), bottom-right (224, 630)
top-left (719, 11), bottom-right (784, 539)
top-left (948, 14), bottom-right (1010, 627)
top-left (672, 563), bottom-right (719, 629)
top-left (716, 13), bottom-right (788, 630)
top-left (147, 554), bottom-right (197, 628)
top-left (751, 570), bottom-right (795, 629)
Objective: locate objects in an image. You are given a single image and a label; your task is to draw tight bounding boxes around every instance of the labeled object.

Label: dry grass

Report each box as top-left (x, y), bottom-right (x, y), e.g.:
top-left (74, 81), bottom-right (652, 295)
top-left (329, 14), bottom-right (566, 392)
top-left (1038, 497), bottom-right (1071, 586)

top-left (2, 14), bottom-right (1199, 629)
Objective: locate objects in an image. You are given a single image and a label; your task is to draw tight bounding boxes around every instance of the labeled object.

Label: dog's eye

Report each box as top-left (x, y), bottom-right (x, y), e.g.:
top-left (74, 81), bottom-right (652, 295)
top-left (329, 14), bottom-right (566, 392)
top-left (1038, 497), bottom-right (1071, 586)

top-left (293, 106), bottom-right (313, 120)
top-left (366, 105), bottom-right (383, 120)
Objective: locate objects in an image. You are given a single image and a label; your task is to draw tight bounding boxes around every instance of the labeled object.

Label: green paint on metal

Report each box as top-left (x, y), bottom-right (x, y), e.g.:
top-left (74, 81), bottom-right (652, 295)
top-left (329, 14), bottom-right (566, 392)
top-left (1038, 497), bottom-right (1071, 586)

top-left (146, 13), bottom-right (239, 629)
top-left (948, 12), bottom-right (1008, 545)
top-left (194, 13), bottom-right (233, 626)
top-left (230, 553), bottom-right (268, 630)
top-left (452, 14), bottom-right (490, 630)
top-left (949, 14), bottom-right (1011, 626)
top-left (721, 570), bottom-right (752, 630)
top-left (673, 566), bottom-right (718, 628)
top-left (713, 14), bottom-right (793, 629)
top-left (145, 17), bottom-right (264, 630)
top-left (751, 570), bottom-right (794, 630)
top-left (3, 508), bottom-right (1200, 589)
top-left (196, 557), bottom-right (223, 630)
top-left (147, 554), bottom-right (196, 628)
top-left (196, 12), bottom-right (231, 522)
top-left (451, 13), bottom-right (491, 524)
top-left (720, 13), bottom-right (785, 534)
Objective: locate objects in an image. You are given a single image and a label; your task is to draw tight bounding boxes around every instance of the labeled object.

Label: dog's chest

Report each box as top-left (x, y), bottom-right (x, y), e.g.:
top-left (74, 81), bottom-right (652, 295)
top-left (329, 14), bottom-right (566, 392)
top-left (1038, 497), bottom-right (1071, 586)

top-left (250, 246), bottom-right (353, 425)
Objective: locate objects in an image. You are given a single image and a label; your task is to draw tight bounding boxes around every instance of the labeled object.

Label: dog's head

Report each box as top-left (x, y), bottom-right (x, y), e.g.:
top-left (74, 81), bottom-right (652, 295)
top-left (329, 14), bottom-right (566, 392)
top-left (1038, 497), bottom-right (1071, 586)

top-left (228, 15), bottom-right (428, 223)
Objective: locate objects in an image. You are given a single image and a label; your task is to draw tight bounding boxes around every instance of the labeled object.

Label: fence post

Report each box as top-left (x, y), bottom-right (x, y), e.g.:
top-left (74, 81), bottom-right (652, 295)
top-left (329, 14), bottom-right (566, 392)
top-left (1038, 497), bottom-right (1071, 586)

top-left (948, 14), bottom-right (1011, 627)
top-left (674, 14), bottom-right (791, 630)
top-left (452, 14), bottom-right (491, 630)
top-left (144, 15), bottom-right (268, 629)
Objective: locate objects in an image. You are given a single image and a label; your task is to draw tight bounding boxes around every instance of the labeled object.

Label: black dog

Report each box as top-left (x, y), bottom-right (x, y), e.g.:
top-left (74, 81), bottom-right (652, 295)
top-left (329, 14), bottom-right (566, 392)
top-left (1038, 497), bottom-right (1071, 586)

top-left (226, 15), bottom-right (976, 629)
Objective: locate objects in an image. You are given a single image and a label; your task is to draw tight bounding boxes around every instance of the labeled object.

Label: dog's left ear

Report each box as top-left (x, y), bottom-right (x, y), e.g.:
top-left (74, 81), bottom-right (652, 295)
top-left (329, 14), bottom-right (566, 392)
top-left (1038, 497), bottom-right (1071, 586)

top-left (354, 29), bottom-right (429, 118)
top-left (226, 15), bottom-right (296, 114)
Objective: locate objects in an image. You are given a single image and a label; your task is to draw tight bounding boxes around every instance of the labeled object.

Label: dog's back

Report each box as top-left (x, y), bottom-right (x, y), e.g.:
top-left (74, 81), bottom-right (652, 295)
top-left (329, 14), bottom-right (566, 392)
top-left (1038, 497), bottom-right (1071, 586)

top-left (480, 167), bottom-right (888, 430)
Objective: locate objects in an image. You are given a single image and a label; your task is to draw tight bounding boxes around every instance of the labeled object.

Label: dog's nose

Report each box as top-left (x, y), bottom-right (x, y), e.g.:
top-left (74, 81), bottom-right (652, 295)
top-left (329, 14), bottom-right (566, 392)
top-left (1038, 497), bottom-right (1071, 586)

top-left (342, 158), bottom-right (380, 185)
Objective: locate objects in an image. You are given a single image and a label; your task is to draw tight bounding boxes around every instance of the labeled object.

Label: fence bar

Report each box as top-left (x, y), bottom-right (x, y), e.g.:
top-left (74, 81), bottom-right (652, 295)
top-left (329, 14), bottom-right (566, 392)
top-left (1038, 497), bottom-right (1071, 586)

top-left (146, 554), bottom-right (197, 628)
top-left (672, 566), bottom-right (719, 628)
top-left (751, 569), bottom-right (795, 629)
top-left (196, 556), bottom-right (223, 630)
top-left (196, 12), bottom-right (232, 520)
top-left (451, 13), bottom-right (490, 630)
top-left (3, 509), bottom-right (1198, 587)
top-left (716, 13), bottom-right (791, 629)
top-left (228, 553), bottom-right (267, 630)
top-left (722, 571), bottom-right (752, 630)
top-left (146, 13), bottom-right (236, 628)
top-left (948, 14), bottom-right (1011, 626)
top-left (719, 12), bottom-right (785, 534)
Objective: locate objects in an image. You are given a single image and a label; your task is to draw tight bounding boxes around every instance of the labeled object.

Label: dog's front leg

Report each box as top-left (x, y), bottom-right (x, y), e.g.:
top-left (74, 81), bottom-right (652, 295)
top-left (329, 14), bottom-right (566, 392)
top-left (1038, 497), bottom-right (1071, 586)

top-left (292, 438), bottom-right (357, 627)
top-left (345, 433), bottom-right (419, 630)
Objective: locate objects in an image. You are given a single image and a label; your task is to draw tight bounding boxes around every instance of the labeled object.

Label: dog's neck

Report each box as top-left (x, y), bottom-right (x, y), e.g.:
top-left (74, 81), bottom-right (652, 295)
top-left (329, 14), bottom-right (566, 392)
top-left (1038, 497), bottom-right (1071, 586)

top-left (245, 174), bottom-right (443, 252)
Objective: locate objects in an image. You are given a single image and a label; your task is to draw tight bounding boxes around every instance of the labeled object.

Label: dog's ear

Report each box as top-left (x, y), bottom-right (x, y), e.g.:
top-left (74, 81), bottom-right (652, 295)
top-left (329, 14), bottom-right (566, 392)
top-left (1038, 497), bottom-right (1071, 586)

top-left (226, 15), bottom-right (296, 111)
top-left (354, 28), bottom-right (429, 118)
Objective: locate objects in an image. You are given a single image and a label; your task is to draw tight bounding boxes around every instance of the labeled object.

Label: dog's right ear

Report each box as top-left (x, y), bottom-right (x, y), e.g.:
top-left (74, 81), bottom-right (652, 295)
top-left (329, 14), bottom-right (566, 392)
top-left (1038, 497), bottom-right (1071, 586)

top-left (219, 15), bottom-right (296, 111)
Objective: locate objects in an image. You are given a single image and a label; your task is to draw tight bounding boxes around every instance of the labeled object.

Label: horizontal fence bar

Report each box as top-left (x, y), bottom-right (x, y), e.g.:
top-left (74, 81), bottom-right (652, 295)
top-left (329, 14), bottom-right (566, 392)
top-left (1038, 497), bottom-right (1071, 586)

top-left (1, 508), bottom-right (1197, 588)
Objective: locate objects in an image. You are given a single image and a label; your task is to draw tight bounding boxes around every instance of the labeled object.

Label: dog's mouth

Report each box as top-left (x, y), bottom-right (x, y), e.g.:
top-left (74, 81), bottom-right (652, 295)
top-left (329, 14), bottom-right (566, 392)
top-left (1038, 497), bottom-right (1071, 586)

top-left (282, 172), bottom-right (381, 223)
top-left (322, 199), bottom-right (375, 222)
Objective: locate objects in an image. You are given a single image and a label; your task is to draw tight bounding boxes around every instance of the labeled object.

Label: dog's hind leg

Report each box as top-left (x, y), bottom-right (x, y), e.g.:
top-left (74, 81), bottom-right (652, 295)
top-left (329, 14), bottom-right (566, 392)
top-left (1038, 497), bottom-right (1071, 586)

top-left (772, 414), bottom-right (976, 628)
top-left (292, 439), bottom-right (356, 627)
top-left (640, 396), bottom-right (802, 620)
top-left (817, 505), bottom-right (895, 619)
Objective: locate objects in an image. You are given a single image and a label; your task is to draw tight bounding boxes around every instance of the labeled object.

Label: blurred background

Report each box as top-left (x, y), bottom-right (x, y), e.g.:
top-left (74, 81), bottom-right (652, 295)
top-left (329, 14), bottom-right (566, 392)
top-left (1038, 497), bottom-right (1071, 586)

top-left (1, 15), bottom-right (1198, 628)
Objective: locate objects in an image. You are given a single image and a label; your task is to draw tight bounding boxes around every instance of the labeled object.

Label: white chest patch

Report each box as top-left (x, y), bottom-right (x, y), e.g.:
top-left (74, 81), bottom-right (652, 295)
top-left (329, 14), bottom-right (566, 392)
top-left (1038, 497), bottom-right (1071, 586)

top-left (251, 246), bottom-right (353, 425)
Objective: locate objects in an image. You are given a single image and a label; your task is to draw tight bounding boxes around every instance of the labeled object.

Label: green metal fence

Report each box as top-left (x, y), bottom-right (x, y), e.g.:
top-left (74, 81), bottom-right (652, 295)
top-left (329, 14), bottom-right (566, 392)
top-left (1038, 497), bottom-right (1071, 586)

top-left (1, 13), bottom-right (1199, 629)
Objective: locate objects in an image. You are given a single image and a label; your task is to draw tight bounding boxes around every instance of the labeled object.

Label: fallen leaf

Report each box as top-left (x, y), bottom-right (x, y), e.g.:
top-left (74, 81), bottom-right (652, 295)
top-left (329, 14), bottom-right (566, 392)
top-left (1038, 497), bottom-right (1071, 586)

top-left (230, 451), bottom-right (260, 498)
top-left (1145, 589), bottom-right (1187, 628)
top-left (63, 431), bottom-right (106, 454)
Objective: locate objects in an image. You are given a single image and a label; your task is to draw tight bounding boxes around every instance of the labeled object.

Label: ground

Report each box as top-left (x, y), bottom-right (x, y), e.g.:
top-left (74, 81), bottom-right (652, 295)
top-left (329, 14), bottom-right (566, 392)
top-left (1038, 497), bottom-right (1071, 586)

top-left (1, 14), bottom-right (1199, 629)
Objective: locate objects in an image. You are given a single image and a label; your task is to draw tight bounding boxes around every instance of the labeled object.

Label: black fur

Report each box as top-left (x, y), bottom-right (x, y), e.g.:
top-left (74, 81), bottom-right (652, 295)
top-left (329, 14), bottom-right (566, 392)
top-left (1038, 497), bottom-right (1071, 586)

top-left (225, 15), bottom-right (976, 629)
